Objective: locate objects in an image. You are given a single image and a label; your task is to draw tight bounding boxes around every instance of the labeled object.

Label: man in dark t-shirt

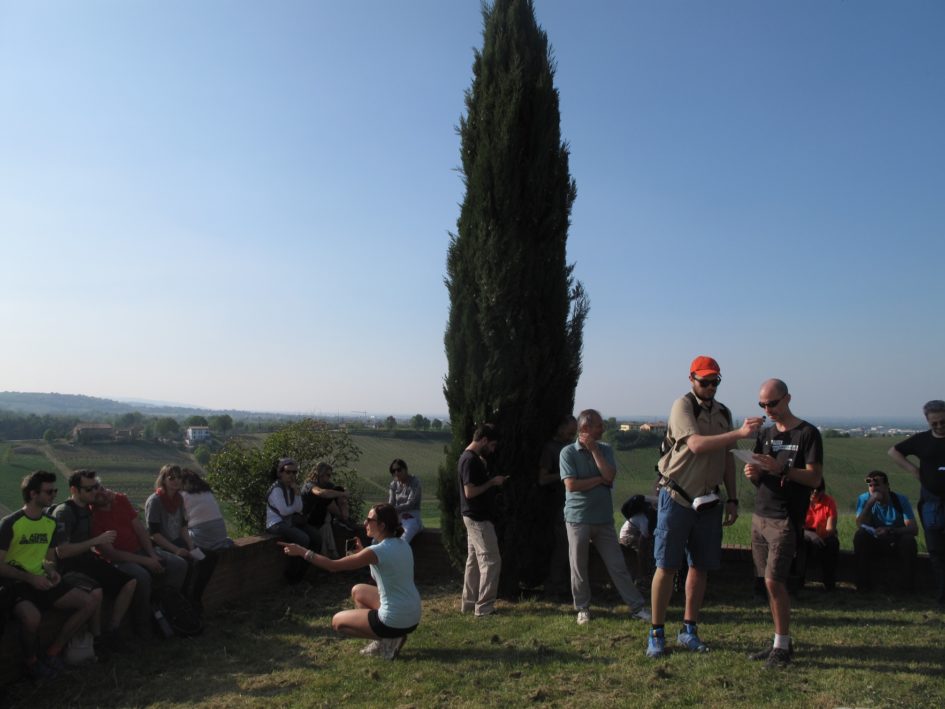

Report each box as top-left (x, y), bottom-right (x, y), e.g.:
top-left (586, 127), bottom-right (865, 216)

top-left (888, 399), bottom-right (945, 606)
top-left (458, 424), bottom-right (506, 617)
top-left (52, 469), bottom-right (137, 648)
top-left (744, 379), bottom-right (823, 669)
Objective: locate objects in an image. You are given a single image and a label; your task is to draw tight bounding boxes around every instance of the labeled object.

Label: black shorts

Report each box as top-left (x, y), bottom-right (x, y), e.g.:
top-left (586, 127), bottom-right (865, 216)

top-left (367, 609), bottom-right (418, 639)
top-left (13, 579), bottom-right (74, 612)
top-left (63, 555), bottom-right (134, 596)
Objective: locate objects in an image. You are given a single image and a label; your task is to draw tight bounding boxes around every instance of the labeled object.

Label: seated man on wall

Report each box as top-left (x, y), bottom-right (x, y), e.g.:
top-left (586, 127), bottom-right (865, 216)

top-left (854, 470), bottom-right (918, 593)
top-left (302, 462), bottom-right (359, 555)
top-left (51, 469), bottom-right (137, 650)
top-left (797, 479), bottom-right (840, 591)
top-left (90, 483), bottom-right (188, 637)
top-left (0, 471), bottom-right (102, 679)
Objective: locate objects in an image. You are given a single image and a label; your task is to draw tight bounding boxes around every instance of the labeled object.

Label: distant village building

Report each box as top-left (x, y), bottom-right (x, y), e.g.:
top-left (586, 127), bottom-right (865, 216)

top-left (184, 426), bottom-right (211, 447)
top-left (639, 422), bottom-right (667, 435)
top-left (71, 423), bottom-right (114, 443)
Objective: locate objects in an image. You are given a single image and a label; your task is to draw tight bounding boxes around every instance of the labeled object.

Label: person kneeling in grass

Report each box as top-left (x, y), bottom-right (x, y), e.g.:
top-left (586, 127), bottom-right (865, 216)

top-left (279, 502), bottom-right (420, 660)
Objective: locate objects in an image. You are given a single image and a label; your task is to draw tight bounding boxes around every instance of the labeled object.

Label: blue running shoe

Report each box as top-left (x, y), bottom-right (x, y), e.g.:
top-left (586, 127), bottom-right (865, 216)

top-left (676, 628), bottom-right (709, 653)
top-left (646, 628), bottom-right (665, 658)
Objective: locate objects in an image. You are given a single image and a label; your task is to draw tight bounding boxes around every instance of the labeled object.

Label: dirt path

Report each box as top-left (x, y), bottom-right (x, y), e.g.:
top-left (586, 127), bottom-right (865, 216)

top-left (41, 443), bottom-right (75, 478)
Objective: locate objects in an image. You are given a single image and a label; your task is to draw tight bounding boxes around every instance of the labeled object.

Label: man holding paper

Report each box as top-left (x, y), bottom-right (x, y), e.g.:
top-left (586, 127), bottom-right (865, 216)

top-left (744, 378), bottom-right (823, 669)
top-left (645, 356), bottom-right (763, 658)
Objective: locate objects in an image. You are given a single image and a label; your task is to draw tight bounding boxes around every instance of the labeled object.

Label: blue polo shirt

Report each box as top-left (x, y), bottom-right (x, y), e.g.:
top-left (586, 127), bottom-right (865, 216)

top-left (560, 441), bottom-right (617, 526)
top-left (856, 492), bottom-right (914, 528)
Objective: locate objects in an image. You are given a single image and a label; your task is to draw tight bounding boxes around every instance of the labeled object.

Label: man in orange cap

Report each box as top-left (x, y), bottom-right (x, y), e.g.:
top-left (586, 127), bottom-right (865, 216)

top-left (646, 356), bottom-right (763, 658)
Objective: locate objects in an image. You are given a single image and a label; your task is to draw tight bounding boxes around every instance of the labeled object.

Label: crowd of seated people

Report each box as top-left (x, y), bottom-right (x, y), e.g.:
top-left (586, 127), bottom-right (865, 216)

top-left (1, 466), bottom-right (228, 679)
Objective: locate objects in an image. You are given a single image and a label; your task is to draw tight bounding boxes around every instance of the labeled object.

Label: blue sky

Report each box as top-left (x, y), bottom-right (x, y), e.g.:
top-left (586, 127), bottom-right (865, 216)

top-left (1, 1), bottom-right (942, 423)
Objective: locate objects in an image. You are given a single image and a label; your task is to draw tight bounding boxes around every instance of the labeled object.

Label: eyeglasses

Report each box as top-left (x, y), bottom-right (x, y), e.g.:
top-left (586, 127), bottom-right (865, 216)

top-left (693, 377), bottom-right (721, 388)
top-left (80, 483), bottom-right (101, 492)
top-left (758, 398), bottom-right (783, 410)
top-left (365, 516), bottom-right (377, 525)
top-left (391, 467), bottom-right (404, 474)
top-left (281, 469), bottom-right (298, 475)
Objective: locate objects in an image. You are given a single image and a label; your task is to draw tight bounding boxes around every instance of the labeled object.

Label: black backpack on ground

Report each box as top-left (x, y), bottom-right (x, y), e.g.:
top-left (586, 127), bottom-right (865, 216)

top-left (152, 586), bottom-right (203, 638)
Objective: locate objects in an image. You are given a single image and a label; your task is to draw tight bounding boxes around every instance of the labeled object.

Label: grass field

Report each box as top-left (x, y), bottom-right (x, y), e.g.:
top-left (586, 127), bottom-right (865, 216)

top-left (0, 433), bottom-right (923, 552)
top-left (3, 570), bottom-right (942, 707)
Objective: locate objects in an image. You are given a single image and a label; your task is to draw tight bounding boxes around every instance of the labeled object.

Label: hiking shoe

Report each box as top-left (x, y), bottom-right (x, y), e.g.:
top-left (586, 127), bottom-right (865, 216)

top-left (676, 628), bottom-right (709, 653)
top-left (42, 654), bottom-right (67, 672)
top-left (631, 606), bottom-right (652, 622)
top-left (359, 640), bottom-right (383, 657)
top-left (764, 645), bottom-right (794, 669)
top-left (748, 645), bottom-right (773, 661)
top-left (380, 636), bottom-right (406, 661)
top-left (645, 628), bottom-right (665, 658)
top-left (26, 659), bottom-right (57, 681)
top-left (576, 609), bottom-right (591, 625)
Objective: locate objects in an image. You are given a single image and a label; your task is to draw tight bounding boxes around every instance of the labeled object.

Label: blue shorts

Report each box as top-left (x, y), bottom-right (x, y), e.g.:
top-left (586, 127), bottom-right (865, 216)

top-left (653, 487), bottom-right (723, 570)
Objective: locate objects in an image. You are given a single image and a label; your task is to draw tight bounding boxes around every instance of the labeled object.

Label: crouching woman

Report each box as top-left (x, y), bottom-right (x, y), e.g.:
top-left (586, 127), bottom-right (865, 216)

top-left (279, 502), bottom-right (420, 660)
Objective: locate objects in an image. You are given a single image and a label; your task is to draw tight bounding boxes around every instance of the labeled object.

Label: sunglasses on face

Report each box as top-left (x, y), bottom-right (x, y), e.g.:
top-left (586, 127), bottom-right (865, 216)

top-left (693, 377), bottom-right (721, 388)
top-left (866, 478), bottom-right (886, 486)
top-left (758, 398), bottom-right (784, 410)
top-left (80, 483), bottom-right (101, 492)
top-left (391, 467), bottom-right (404, 473)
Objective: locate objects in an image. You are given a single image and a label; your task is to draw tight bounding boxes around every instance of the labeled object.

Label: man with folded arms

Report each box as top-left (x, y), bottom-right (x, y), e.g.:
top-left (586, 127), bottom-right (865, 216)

top-left (560, 409), bottom-right (649, 625)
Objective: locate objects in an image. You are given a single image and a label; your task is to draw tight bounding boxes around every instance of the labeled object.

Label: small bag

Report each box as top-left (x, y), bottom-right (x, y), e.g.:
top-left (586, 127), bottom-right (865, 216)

top-left (65, 630), bottom-right (97, 665)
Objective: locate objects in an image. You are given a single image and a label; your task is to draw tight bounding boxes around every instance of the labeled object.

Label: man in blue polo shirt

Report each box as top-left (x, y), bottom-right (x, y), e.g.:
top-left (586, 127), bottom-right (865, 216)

top-left (560, 409), bottom-right (649, 625)
top-left (853, 470), bottom-right (918, 592)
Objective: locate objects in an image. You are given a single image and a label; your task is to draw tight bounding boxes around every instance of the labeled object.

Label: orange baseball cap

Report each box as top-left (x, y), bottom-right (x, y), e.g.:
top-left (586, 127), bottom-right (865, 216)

top-left (690, 356), bottom-right (721, 377)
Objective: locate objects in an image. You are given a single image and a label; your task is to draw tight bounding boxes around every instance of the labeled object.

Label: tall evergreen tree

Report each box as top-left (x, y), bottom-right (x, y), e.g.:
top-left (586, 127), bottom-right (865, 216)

top-left (437, 0), bottom-right (588, 594)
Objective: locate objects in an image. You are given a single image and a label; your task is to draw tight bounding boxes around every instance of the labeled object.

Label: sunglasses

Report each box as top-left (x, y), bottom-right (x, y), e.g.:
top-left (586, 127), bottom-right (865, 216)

top-left (693, 377), bottom-right (721, 388)
top-left (365, 516), bottom-right (378, 524)
top-left (391, 467), bottom-right (405, 473)
top-left (758, 398), bottom-right (784, 410)
top-left (866, 478), bottom-right (886, 486)
top-left (80, 483), bottom-right (101, 492)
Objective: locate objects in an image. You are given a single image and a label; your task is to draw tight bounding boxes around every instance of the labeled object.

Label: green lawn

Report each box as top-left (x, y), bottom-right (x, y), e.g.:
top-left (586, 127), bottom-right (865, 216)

top-left (3, 571), bottom-right (941, 707)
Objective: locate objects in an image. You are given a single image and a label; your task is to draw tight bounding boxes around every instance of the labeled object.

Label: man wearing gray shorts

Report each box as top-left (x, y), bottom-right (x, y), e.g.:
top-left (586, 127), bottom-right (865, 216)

top-left (744, 379), bottom-right (823, 668)
top-left (646, 356), bottom-right (763, 658)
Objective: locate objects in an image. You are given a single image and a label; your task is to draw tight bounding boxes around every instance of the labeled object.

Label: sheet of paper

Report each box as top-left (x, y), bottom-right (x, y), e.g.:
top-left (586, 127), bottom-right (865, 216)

top-left (730, 449), bottom-right (760, 465)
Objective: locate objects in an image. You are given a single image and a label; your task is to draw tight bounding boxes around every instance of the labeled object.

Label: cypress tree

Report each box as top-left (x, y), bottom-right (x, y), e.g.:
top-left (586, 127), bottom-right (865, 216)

top-left (437, 0), bottom-right (589, 594)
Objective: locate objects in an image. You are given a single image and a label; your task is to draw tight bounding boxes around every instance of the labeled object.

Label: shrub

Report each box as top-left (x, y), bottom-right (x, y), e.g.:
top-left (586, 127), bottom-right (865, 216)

top-left (205, 419), bottom-right (362, 535)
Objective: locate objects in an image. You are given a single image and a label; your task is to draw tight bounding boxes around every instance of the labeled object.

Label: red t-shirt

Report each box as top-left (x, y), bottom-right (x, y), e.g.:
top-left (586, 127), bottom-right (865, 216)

top-left (91, 493), bottom-right (142, 553)
top-left (805, 493), bottom-right (837, 539)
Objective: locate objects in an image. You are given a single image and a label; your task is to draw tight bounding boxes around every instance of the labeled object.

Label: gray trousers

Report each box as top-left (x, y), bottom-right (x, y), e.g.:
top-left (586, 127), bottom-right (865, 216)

top-left (566, 521), bottom-right (645, 611)
top-left (462, 517), bottom-right (501, 616)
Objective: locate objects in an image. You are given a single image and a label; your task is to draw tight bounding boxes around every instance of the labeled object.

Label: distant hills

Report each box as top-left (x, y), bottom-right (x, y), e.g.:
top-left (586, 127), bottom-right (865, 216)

top-left (0, 391), bottom-right (284, 420)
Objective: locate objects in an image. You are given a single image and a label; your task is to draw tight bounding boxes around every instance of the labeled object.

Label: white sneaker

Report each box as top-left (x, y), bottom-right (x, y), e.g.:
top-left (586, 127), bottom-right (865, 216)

top-left (359, 640), bottom-right (382, 656)
top-left (380, 636), bottom-right (407, 660)
top-left (576, 610), bottom-right (591, 625)
top-left (631, 607), bottom-right (652, 621)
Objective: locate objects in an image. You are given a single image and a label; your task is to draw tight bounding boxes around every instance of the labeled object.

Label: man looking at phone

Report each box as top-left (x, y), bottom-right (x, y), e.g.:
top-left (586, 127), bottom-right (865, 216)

top-left (458, 424), bottom-right (505, 617)
top-left (560, 409), bottom-right (649, 625)
top-left (647, 356), bottom-right (763, 658)
top-left (744, 378), bottom-right (823, 668)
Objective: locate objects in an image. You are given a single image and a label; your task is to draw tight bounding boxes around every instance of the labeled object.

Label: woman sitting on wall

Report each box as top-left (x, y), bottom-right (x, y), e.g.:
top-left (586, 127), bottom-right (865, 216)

top-left (179, 469), bottom-right (232, 611)
top-left (145, 464), bottom-right (217, 613)
top-left (279, 502), bottom-right (421, 660)
top-left (266, 457), bottom-right (322, 584)
top-left (387, 458), bottom-right (423, 544)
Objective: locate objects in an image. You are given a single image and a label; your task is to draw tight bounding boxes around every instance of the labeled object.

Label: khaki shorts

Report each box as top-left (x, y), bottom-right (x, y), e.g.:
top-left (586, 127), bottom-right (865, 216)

top-left (751, 514), bottom-right (797, 582)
